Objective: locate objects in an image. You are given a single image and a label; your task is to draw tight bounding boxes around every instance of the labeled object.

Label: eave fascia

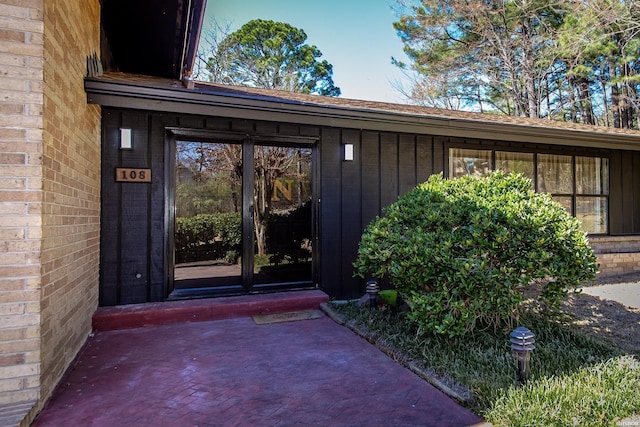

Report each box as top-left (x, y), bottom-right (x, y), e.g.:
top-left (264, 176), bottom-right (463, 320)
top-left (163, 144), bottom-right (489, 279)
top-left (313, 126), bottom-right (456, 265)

top-left (85, 77), bottom-right (640, 152)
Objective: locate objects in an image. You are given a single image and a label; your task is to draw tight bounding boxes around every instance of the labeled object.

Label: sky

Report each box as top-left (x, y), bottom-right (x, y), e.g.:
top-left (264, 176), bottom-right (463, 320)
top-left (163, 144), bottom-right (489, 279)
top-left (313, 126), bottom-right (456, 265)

top-left (200, 0), bottom-right (412, 103)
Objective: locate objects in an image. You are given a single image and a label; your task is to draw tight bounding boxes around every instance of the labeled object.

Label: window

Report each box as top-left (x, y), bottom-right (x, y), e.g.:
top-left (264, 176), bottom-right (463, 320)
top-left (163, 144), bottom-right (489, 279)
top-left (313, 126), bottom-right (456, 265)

top-left (449, 149), bottom-right (492, 178)
top-left (575, 156), bottom-right (609, 234)
top-left (496, 151), bottom-right (534, 181)
top-left (448, 149), bottom-right (609, 234)
top-left (538, 154), bottom-right (572, 194)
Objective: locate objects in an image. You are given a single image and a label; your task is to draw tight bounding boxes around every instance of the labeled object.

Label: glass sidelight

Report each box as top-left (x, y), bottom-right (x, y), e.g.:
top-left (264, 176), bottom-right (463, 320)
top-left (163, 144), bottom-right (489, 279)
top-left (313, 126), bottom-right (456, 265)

top-left (173, 141), bottom-right (243, 292)
top-left (172, 138), bottom-right (314, 297)
top-left (252, 146), bottom-right (313, 287)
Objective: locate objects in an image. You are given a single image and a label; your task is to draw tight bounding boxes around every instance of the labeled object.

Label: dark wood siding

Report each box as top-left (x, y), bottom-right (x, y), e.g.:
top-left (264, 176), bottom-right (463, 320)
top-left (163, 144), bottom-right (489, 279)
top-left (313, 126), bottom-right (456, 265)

top-left (434, 137), bottom-right (446, 174)
top-left (318, 127), bottom-right (341, 296)
top-left (100, 111), bottom-right (175, 306)
top-left (416, 135), bottom-right (434, 182)
top-left (634, 153), bottom-right (640, 233)
top-left (610, 151), bottom-right (640, 234)
top-left (609, 151), bottom-right (623, 234)
top-left (361, 131), bottom-right (380, 226)
top-left (100, 107), bottom-right (640, 305)
top-left (399, 134), bottom-right (417, 195)
top-left (340, 130), bottom-right (362, 296)
top-left (380, 133), bottom-right (399, 209)
top-left (118, 109), bottom-right (150, 304)
top-left (149, 114), bottom-right (176, 301)
top-left (100, 110), bottom-right (121, 306)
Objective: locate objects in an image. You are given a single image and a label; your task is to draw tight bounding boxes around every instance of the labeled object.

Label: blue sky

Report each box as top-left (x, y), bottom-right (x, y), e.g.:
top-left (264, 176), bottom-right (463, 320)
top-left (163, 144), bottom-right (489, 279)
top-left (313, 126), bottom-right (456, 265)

top-left (200, 0), bottom-right (411, 103)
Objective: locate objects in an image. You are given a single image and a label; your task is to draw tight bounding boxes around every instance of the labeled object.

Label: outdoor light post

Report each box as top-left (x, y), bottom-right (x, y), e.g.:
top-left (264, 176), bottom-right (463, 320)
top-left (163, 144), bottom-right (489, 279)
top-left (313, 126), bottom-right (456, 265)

top-left (510, 326), bottom-right (535, 384)
top-left (365, 280), bottom-right (380, 310)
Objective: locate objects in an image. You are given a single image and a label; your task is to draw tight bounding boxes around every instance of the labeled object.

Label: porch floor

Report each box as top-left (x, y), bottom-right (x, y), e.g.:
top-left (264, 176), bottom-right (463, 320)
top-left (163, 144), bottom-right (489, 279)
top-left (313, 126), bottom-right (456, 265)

top-left (30, 291), bottom-right (484, 427)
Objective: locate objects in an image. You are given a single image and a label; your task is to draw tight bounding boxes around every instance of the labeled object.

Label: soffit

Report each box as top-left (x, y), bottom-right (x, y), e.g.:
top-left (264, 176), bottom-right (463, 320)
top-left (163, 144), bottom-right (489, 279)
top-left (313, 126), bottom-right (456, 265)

top-left (100, 0), bottom-right (205, 79)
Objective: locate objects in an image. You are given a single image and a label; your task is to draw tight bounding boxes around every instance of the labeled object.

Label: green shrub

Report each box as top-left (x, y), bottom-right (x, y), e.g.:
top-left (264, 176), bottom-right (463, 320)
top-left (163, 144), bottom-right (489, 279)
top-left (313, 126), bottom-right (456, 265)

top-left (224, 250), bottom-right (240, 264)
top-left (254, 254), bottom-right (271, 271)
top-left (176, 212), bottom-right (241, 262)
top-left (354, 172), bottom-right (597, 337)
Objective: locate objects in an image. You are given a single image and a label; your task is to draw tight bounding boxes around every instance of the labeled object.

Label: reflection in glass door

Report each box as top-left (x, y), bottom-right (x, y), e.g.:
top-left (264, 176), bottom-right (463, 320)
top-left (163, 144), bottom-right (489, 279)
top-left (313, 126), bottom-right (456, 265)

top-left (172, 139), bottom-right (314, 298)
top-left (173, 141), bottom-right (243, 293)
top-left (253, 146), bottom-right (313, 288)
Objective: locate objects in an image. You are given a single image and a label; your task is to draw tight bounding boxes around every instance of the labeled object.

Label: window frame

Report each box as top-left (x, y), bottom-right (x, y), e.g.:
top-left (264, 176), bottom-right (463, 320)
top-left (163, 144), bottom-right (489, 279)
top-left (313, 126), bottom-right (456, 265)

top-left (445, 143), bottom-right (610, 235)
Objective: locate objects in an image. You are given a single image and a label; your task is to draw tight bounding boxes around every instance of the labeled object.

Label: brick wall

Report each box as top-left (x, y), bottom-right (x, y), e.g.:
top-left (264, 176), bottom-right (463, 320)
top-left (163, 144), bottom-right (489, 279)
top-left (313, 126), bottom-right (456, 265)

top-left (590, 236), bottom-right (640, 278)
top-left (0, 0), bottom-right (45, 421)
top-left (0, 0), bottom-right (101, 425)
top-left (39, 0), bottom-right (101, 417)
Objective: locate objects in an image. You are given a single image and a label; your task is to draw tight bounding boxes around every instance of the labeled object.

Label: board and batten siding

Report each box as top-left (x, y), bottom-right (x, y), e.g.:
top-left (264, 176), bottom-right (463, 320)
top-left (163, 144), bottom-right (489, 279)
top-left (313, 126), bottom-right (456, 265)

top-left (609, 150), bottom-right (640, 234)
top-left (100, 107), bottom-right (640, 305)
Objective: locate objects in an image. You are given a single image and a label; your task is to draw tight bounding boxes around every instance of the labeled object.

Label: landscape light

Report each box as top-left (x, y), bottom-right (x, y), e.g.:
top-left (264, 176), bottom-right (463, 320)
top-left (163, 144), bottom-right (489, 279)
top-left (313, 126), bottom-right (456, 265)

top-left (365, 280), bottom-right (379, 310)
top-left (510, 326), bottom-right (535, 384)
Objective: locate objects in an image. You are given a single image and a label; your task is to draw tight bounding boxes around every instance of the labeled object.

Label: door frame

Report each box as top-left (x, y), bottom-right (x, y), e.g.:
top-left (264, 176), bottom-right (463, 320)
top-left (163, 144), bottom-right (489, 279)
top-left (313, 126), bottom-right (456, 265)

top-left (164, 127), bottom-right (319, 299)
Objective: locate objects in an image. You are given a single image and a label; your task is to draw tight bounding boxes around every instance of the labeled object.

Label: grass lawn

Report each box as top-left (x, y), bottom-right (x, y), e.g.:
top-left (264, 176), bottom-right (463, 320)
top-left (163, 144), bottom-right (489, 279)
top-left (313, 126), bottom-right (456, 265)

top-left (329, 302), bottom-right (640, 427)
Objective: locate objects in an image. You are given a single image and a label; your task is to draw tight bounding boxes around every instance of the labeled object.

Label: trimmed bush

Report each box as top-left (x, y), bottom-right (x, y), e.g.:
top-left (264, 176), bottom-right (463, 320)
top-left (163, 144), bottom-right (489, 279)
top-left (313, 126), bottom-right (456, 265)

top-left (176, 212), bottom-right (241, 262)
top-left (354, 172), bottom-right (597, 337)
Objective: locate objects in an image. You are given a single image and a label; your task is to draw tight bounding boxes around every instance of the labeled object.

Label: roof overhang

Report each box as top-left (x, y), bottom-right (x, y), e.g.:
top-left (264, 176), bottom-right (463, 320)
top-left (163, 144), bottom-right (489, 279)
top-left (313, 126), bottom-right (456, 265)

top-left (100, 0), bottom-right (206, 79)
top-left (85, 74), bottom-right (640, 152)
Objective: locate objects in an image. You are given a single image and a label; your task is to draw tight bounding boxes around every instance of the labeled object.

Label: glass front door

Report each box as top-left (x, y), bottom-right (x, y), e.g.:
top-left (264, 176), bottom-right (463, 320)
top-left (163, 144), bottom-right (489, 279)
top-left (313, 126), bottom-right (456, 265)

top-left (171, 139), bottom-right (314, 298)
top-left (173, 141), bottom-right (244, 294)
top-left (252, 145), bottom-right (313, 289)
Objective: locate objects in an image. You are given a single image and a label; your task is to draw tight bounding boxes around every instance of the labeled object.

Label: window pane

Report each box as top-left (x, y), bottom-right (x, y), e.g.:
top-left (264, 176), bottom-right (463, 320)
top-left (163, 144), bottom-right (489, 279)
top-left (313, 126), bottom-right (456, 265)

top-left (174, 141), bottom-right (242, 289)
top-left (538, 154), bottom-right (572, 194)
top-left (496, 151), bottom-right (534, 182)
top-left (552, 196), bottom-right (573, 215)
top-left (449, 149), bottom-right (492, 178)
top-left (576, 156), bottom-right (609, 195)
top-left (576, 197), bottom-right (608, 234)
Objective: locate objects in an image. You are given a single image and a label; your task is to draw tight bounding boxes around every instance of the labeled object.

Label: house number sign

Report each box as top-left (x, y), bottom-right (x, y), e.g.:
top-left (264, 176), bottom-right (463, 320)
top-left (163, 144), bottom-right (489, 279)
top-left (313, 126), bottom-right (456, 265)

top-left (115, 168), bottom-right (151, 183)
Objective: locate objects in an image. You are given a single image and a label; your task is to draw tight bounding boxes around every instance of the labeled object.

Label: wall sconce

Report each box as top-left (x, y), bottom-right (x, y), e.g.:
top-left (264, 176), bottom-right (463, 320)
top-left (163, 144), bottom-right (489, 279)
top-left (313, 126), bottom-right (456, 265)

top-left (344, 143), bottom-right (354, 161)
top-left (120, 128), bottom-right (132, 150)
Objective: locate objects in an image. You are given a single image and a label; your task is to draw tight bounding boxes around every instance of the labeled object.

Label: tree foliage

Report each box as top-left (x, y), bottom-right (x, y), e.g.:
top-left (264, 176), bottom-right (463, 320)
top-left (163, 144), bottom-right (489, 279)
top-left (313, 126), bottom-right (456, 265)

top-left (253, 147), bottom-right (310, 256)
top-left (354, 172), bottom-right (597, 337)
top-left (176, 141), bottom-right (311, 257)
top-left (394, 0), bottom-right (640, 128)
top-left (193, 20), bottom-right (332, 257)
top-left (176, 142), bottom-right (242, 218)
top-left (202, 19), bottom-right (340, 96)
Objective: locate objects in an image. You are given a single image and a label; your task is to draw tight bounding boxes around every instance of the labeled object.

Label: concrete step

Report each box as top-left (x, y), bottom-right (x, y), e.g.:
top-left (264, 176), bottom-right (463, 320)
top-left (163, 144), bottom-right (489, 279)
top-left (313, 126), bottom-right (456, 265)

top-left (92, 290), bottom-right (329, 331)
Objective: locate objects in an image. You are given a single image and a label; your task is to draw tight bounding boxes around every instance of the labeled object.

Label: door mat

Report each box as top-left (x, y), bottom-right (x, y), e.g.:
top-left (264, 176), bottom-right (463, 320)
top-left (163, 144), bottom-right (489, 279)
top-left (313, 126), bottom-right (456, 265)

top-left (252, 309), bottom-right (323, 325)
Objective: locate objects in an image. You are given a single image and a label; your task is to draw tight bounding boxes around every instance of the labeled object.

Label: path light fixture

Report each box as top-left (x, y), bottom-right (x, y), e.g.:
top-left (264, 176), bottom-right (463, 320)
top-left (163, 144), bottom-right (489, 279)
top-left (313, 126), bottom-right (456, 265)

top-left (510, 326), bottom-right (535, 384)
top-left (365, 280), bottom-right (380, 310)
